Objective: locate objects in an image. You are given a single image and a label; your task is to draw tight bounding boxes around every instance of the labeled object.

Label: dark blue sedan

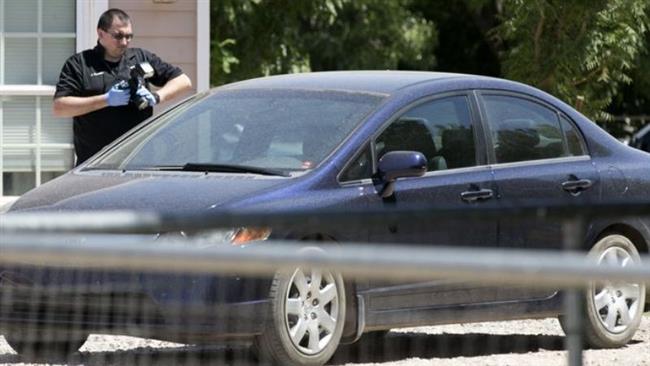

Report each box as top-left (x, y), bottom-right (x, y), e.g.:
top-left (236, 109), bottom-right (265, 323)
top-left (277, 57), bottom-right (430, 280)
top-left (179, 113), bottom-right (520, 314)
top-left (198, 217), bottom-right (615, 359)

top-left (4, 71), bottom-right (650, 365)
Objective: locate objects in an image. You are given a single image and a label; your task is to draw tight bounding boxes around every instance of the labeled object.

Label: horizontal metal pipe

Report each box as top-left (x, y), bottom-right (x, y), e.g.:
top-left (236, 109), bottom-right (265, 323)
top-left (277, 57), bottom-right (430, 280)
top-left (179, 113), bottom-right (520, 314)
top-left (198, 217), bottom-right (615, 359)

top-left (0, 211), bottom-right (161, 233)
top-left (1, 233), bottom-right (649, 288)
top-left (2, 201), bottom-right (650, 234)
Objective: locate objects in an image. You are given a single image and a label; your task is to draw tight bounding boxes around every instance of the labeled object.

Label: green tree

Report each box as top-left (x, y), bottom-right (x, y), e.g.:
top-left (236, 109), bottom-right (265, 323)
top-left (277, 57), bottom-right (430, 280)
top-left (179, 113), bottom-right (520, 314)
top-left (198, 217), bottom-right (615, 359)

top-left (210, 0), bottom-right (437, 86)
top-left (497, 0), bottom-right (650, 120)
top-left (608, 29), bottom-right (650, 115)
top-left (409, 0), bottom-right (502, 76)
top-left (210, 0), bottom-right (649, 134)
top-left (602, 40), bottom-right (650, 138)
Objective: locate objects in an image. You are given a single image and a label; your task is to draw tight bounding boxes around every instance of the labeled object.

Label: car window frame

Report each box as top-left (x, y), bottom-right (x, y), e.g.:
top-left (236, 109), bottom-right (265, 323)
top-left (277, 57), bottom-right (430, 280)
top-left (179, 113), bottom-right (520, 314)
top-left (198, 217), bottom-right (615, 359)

top-left (474, 90), bottom-right (591, 166)
top-left (337, 90), bottom-right (487, 185)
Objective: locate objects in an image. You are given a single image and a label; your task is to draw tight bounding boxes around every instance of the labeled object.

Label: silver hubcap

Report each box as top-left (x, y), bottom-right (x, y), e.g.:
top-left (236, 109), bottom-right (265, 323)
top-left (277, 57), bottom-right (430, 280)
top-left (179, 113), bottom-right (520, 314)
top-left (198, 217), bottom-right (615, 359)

top-left (284, 268), bottom-right (339, 355)
top-left (593, 246), bottom-right (643, 334)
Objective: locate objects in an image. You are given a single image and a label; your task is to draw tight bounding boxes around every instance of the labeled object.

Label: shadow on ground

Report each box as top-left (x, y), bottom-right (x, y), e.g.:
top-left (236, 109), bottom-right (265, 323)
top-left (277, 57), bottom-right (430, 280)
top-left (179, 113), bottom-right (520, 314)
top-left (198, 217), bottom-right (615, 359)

top-left (0, 331), bottom-right (628, 365)
top-left (331, 331), bottom-right (566, 364)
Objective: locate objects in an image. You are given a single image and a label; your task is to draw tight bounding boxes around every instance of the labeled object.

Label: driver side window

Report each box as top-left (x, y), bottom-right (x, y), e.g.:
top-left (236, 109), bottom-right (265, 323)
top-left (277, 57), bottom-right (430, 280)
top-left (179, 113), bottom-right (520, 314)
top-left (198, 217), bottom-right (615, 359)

top-left (376, 95), bottom-right (476, 172)
top-left (339, 95), bottom-right (477, 182)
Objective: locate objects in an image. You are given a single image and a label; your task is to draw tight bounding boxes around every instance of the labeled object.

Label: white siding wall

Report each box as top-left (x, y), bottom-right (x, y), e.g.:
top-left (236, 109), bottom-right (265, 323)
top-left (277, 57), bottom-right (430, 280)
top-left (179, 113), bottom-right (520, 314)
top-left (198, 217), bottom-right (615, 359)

top-left (110, 0), bottom-right (199, 111)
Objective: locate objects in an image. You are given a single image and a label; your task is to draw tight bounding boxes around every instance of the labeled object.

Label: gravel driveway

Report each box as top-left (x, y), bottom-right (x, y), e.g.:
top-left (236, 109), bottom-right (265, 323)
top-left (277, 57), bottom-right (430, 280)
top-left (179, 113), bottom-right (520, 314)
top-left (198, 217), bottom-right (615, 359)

top-left (0, 315), bottom-right (648, 365)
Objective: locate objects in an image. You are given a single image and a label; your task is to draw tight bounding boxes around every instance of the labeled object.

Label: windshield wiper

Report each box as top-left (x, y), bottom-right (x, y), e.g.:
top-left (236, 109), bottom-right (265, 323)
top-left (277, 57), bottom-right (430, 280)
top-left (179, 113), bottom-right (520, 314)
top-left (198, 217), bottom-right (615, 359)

top-left (152, 163), bottom-right (292, 177)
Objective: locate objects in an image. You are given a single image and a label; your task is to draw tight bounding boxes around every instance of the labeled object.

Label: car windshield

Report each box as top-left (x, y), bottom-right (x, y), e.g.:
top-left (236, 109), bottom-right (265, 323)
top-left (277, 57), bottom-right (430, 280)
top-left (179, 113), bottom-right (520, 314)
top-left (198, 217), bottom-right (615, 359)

top-left (85, 89), bottom-right (384, 173)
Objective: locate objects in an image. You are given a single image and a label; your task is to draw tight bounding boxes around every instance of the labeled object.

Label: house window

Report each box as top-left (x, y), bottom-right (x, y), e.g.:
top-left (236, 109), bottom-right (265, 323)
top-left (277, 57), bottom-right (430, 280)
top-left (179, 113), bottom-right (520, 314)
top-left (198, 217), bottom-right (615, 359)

top-left (1, 0), bottom-right (76, 196)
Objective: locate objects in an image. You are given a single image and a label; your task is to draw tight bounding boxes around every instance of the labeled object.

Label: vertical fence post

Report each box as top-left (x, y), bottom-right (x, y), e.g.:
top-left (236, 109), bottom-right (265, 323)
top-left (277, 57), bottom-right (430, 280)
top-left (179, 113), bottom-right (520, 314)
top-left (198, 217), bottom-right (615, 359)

top-left (562, 215), bottom-right (586, 366)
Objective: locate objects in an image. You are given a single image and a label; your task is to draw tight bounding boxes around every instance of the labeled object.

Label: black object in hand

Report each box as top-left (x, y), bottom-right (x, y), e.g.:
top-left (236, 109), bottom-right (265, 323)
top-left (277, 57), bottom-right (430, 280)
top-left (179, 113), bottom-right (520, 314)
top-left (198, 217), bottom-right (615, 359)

top-left (127, 62), bottom-right (155, 110)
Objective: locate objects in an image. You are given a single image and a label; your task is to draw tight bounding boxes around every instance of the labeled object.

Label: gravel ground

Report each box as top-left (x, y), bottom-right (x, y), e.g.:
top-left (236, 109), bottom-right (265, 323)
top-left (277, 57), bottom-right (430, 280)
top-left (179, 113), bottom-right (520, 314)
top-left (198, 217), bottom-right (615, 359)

top-left (0, 315), bottom-right (647, 365)
top-left (335, 315), bottom-right (650, 366)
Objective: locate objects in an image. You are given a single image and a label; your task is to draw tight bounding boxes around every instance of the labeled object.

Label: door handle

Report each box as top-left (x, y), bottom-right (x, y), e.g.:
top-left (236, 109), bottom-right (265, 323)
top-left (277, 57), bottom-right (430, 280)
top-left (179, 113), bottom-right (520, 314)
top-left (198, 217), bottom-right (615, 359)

top-left (460, 188), bottom-right (494, 202)
top-left (561, 178), bottom-right (593, 193)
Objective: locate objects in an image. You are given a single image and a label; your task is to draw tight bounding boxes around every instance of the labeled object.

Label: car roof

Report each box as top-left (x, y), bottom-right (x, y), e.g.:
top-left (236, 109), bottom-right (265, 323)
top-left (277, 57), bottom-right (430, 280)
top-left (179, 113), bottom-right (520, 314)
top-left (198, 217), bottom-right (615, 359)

top-left (219, 71), bottom-right (488, 95)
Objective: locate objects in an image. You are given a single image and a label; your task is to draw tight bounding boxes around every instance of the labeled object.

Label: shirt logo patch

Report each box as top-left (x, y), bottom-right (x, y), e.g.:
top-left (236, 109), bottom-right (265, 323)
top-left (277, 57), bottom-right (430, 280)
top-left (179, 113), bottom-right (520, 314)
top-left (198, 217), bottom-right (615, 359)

top-left (90, 71), bottom-right (105, 77)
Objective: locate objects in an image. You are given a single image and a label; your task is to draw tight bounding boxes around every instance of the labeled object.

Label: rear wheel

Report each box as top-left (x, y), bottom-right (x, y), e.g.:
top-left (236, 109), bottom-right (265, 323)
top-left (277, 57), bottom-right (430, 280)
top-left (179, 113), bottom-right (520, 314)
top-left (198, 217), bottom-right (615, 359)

top-left (559, 234), bottom-right (646, 348)
top-left (254, 265), bottom-right (346, 366)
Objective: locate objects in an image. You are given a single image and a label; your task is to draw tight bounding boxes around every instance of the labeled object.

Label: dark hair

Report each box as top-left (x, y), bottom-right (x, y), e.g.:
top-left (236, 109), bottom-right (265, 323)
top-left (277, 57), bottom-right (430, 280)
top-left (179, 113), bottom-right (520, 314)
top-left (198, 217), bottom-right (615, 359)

top-left (97, 8), bottom-right (131, 31)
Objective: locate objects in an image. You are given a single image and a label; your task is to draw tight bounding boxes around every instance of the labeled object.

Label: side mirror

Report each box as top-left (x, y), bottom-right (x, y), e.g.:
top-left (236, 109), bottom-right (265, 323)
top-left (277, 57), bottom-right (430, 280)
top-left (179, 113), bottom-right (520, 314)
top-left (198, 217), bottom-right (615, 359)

top-left (376, 151), bottom-right (427, 198)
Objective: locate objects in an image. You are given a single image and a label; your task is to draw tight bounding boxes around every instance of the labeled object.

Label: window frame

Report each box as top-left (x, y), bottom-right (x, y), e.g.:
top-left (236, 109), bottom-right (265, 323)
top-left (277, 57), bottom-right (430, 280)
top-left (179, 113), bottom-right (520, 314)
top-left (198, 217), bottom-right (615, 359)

top-left (475, 90), bottom-right (591, 166)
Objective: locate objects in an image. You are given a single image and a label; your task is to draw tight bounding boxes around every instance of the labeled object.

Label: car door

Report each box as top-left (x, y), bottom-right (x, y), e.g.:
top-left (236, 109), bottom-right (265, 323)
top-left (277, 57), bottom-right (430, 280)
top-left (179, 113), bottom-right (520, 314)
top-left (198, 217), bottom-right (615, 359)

top-left (339, 93), bottom-right (504, 315)
top-left (478, 92), bottom-right (600, 300)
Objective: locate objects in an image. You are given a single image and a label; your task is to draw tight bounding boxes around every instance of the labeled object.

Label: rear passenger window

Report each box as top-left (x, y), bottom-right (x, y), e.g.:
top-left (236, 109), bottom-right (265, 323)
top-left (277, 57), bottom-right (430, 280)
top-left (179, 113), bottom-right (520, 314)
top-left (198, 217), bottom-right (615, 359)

top-left (482, 95), bottom-right (567, 163)
top-left (560, 115), bottom-right (587, 156)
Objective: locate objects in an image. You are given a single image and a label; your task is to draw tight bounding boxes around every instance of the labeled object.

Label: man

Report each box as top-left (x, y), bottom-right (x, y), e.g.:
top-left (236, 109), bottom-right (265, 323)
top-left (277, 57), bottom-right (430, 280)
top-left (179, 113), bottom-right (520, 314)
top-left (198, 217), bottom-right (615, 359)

top-left (53, 8), bottom-right (192, 165)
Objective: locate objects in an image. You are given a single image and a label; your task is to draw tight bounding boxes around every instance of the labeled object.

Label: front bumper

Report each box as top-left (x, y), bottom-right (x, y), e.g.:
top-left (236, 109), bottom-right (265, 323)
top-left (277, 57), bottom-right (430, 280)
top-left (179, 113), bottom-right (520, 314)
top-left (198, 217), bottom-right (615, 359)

top-left (0, 271), bottom-right (272, 343)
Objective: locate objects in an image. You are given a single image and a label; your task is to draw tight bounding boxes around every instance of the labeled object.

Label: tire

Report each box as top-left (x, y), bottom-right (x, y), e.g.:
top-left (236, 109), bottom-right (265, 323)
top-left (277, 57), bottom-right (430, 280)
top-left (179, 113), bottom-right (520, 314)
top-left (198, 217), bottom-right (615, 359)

top-left (4, 333), bottom-right (87, 362)
top-left (254, 265), bottom-right (346, 366)
top-left (560, 234), bottom-right (646, 348)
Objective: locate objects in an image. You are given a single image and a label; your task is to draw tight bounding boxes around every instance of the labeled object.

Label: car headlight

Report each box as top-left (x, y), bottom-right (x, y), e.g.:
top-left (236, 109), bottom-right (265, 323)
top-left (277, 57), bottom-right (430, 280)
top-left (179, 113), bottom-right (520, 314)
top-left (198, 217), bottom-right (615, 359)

top-left (229, 227), bottom-right (272, 245)
top-left (161, 227), bottom-right (272, 247)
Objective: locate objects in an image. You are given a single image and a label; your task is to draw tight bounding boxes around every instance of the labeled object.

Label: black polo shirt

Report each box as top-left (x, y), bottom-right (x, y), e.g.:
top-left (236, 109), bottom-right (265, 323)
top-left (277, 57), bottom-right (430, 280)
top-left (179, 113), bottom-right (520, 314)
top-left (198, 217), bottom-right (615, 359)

top-left (54, 43), bottom-right (183, 165)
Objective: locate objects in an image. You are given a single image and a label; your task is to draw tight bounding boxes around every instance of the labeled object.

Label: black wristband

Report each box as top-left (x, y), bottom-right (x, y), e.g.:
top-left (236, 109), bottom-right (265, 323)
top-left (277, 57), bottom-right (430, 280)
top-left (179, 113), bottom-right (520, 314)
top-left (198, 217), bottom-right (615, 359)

top-left (152, 92), bottom-right (161, 104)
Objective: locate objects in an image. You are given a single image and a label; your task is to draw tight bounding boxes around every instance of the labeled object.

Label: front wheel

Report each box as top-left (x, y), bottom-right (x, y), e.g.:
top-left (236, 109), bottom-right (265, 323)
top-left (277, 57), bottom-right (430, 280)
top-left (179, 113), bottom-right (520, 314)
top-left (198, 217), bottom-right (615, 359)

top-left (560, 234), bottom-right (646, 348)
top-left (254, 266), bottom-right (346, 366)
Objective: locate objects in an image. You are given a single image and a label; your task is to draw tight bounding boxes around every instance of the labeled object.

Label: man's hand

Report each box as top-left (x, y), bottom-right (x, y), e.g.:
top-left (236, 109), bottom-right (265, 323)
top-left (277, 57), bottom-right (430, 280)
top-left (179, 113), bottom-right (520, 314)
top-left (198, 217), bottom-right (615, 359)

top-left (135, 86), bottom-right (159, 107)
top-left (106, 83), bottom-right (131, 106)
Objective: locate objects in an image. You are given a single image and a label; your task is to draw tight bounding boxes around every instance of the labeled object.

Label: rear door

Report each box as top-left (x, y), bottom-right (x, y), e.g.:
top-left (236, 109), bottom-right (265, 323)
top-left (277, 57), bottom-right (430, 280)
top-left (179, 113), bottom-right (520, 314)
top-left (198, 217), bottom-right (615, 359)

top-left (477, 92), bottom-right (600, 300)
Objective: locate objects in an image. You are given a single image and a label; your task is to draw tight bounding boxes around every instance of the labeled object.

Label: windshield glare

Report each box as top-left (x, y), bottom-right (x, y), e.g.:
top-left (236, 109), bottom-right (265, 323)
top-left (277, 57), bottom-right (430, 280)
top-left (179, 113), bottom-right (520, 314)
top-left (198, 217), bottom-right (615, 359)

top-left (86, 89), bottom-right (384, 172)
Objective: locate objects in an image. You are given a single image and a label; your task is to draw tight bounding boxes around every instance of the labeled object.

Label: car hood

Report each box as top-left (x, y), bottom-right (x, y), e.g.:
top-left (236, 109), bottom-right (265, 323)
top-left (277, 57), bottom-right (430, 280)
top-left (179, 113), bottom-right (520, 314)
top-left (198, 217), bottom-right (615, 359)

top-left (9, 171), bottom-right (291, 214)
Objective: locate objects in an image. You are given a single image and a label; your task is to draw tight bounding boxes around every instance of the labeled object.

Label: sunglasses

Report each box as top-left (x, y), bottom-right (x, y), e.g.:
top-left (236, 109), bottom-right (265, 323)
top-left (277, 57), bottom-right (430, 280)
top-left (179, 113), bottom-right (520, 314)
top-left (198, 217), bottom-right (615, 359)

top-left (104, 30), bottom-right (134, 41)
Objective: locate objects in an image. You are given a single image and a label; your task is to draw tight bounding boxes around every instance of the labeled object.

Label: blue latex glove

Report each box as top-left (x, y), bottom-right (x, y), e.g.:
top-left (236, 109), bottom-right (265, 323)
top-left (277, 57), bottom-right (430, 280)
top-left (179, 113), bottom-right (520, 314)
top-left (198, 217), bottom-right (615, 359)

top-left (106, 83), bottom-right (131, 106)
top-left (135, 85), bottom-right (158, 107)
